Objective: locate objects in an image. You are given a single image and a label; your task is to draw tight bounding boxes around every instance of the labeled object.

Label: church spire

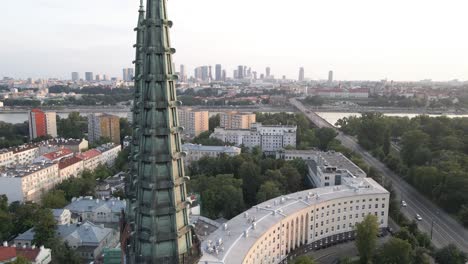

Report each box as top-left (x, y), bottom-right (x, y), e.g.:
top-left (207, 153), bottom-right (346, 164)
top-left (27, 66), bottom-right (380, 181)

top-left (126, 0), bottom-right (193, 263)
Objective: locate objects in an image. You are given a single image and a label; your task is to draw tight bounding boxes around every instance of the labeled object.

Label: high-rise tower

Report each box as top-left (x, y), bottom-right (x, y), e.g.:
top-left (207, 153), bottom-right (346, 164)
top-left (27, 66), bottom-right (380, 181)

top-left (125, 0), bottom-right (193, 263)
top-left (299, 67), bottom-right (304, 82)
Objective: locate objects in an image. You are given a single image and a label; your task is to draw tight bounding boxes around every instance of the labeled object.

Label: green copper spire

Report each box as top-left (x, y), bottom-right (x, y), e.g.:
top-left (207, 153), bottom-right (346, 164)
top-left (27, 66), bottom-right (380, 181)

top-left (126, 0), bottom-right (193, 263)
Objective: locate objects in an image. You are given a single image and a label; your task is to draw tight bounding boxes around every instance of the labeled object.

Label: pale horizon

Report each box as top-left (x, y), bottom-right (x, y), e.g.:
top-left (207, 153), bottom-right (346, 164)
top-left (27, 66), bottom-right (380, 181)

top-left (1, 0), bottom-right (468, 82)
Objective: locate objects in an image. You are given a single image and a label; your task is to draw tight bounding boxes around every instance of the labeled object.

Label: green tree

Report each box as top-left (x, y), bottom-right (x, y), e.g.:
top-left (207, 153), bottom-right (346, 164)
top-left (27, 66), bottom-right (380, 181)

top-left (256, 181), bottom-right (282, 203)
top-left (434, 244), bottom-right (467, 264)
top-left (192, 131), bottom-right (226, 146)
top-left (33, 209), bottom-right (56, 246)
top-left (315, 127), bottom-right (338, 151)
top-left (240, 162), bottom-right (262, 206)
top-left (400, 130), bottom-right (431, 166)
top-left (383, 129), bottom-right (391, 156)
top-left (292, 256), bottom-right (317, 264)
top-left (8, 255), bottom-right (30, 264)
top-left (355, 214), bottom-right (379, 264)
top-left (375, 237), bottom-right (412, 264)
top-left (394, 227), bottom-right (418, 248)
top-left (209, 114), bottom-right (220, 132)
top-left (279, 165), bottom-right (302, 193)
top-left (42, 190), bottom-right (68, 209)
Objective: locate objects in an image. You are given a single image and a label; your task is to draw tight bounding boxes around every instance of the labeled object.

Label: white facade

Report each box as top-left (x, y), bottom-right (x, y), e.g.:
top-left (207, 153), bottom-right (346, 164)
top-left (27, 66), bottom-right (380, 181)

top-left (199, 177), bottom-right (389, 264)
top-left (58, 157), bottom-right (84, 181)
top-left (276, 150), bottom-right (319, 161)
top-left (0, 163), bottom-right (59, 203)
top-left (96, 143), bottom-right (121, 167)
top-left (52, 209), bottom-right (72, 225)
top-left (182, 143), bottom-right (241, 164)
top-left (211, 123), bottom-right (297, 152)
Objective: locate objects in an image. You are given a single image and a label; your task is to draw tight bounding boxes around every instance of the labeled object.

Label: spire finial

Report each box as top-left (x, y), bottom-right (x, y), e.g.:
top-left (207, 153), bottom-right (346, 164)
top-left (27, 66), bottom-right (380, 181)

top-left (139, 0), bottom-right (144, 11)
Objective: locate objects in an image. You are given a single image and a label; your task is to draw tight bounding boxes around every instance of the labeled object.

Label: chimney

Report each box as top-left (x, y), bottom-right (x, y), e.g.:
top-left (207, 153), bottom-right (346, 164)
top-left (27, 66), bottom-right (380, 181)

top-left (2, 241), bottom-right (7, 247)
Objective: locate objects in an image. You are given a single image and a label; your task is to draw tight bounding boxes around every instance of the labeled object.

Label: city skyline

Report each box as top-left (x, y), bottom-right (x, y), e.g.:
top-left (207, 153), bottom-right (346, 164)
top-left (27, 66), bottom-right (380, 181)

top-left (1, 0), bottom-right (468, 81)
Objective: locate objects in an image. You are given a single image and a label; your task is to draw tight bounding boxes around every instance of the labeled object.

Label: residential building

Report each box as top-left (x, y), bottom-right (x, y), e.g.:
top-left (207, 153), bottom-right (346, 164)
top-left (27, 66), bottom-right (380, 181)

top-left (0, 162), bottom-right (59, 203)
top-left (198, 177), bottom-right (389, 264)
top-left (0, 243), bottom-right (51, 264)
top-left (76, 149), bottom-right (101, 171)
top-left (33, 148), bottom-right (73, 163)
top-left (96, 143), bottom-right (121, 167)
top-left (123, 68), bottom-right (134, 82)
top-left (0, 149), bottom-right (14, 169)
top-left (11, 145), bottom-right (40, 165)
top-left (95, 172), bottom-right (125, 199)
top-left (14, 221), bottom-right (118, 262)
top-left (266, 67), bottom-right (271, 78)
top-left (328, 70), bottom-right (333, 84)
top-left (52, 209), bottom-right (72, 225)
top-left (182, 143), bottom-right (241, 165)
top-left (58, 156), bottom-right (84, 181)
top-left (220, 111), bottom-right (256, 129)
top-left (39, 138), bottom-right (88, 153)
top-left (28, 109), bottom-right (57, 140)
top-left (65, 196), bottom-right (126, 224)
top-left (211, 123), bottom-right (297, 152)
top-left (178, 108), bottom-right (209, 137)
top-left (88, 113), bottom-right (121, 144)
top-left (179, 64), bottom-right (186, 82)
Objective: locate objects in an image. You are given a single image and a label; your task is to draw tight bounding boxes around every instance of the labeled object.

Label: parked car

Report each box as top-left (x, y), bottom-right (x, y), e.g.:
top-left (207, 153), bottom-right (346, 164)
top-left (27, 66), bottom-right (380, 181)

top-left (401, 200), bottom-right (407, 207)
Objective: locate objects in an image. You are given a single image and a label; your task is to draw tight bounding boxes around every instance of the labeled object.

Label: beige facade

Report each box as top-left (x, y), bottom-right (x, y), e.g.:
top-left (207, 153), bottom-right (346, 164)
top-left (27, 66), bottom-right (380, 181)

top-left (96, 143), bottom-right (122, 167)
top-left (178, 108), bottom-right (209, 137)
top-left (0, 163), bottom-right (59, 203)
top-left (220, 112), bottom-right (256, 129)
top-left (12, 145), bottom-right (40, 165)
top-left (59, 157), bottom-right (84, 181)
top-left (88, 114), bottom-right (121, 144)
top-left (0, 150), bottom-right (15, 169)
top-left (199, 178), bottom-right (389, 264)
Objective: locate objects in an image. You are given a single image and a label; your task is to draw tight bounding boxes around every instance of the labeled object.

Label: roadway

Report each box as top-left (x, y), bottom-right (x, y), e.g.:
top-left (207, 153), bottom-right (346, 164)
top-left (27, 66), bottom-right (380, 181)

top-left (290, 98), bottom-right (468, 252)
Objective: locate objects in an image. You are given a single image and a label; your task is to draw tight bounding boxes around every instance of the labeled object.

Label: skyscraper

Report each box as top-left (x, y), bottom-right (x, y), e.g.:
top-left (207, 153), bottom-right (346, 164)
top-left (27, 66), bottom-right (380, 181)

top-left (28, 109), bottom-right (57, 140)
top-left (180, 64), bottom-right (186, 82)
top-left (201, 66), bottom-right (209, 81)
top-left (237, 65), bottom-right (244, 79)
top-left (125, 0), bottom-right (193, 263)
top-left (215, 64), bottom-right (222, 81)
top-left (85, 72), bottom-right (94, 82)
top-left (222, 69), bottom-right (227, 81)
top-left (299, 67), bottom-right (305, 82)
top-left (328, 70), bottom-right (334, 84)
top-left (266, 67), bottom-right (271, 78)
top-left (71, 72), bottom-right (79, 81)
top-left (123, 68), bottom-right (135, 81)
top-left (208, 65), bottom-right (213, 81)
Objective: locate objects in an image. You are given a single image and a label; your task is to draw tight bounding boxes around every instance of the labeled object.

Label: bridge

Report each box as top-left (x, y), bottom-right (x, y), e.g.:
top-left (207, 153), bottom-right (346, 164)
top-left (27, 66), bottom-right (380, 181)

top-left (290, 97), bottom-right (468, 252)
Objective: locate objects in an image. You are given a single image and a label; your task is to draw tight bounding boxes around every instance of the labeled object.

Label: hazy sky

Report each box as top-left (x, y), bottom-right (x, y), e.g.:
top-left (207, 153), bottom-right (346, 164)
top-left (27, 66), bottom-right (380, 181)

top-left (1, 0), bottom-right (468, 81)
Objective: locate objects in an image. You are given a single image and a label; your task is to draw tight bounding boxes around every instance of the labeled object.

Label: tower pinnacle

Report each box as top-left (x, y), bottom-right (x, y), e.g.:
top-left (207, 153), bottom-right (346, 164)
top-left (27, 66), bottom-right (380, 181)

top-left (125, 0), bottom-right (194, 263)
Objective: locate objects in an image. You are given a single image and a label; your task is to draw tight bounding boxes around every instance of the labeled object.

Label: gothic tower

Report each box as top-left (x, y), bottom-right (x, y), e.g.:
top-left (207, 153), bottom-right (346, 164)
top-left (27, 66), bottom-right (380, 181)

top-left (125, 0), bottom-right (193, 263)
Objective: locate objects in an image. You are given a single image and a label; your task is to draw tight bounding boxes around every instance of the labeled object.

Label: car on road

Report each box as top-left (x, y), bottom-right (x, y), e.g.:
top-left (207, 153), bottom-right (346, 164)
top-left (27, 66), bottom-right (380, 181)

top-left (401, 200), bottom-right (407, 207)
top-left (415, 214), bottom-right (423, 221)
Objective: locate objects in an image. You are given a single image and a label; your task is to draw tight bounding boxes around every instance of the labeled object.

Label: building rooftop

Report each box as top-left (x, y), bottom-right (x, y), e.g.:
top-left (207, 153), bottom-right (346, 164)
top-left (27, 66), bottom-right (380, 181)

top-left (65, 196), bottom-right (126, 214)
top-left (316, 151), bottom-right (367, 178)
top-left (52, 209), bottom-right (69, 218)
top-left (0, 162), bottom-right (56, 178)
top-left (182, 143), bottom-right (241, 153)
top-left (58, 156), bottom-right (83, 169)
top-left (0, 246), bottom-right (16, 262)
top-left (40, 138), bottom-right (87, 146)
top-left (96, 143), bottom-right (120, 153)
top-left (199, 177), bottom-right (387, 264)
top-left (10, 144), bottom-right (38, 154)
top-left (78, 149), bottom-right (101, 160)
top-left (42, 148), bottom-right (73, 161)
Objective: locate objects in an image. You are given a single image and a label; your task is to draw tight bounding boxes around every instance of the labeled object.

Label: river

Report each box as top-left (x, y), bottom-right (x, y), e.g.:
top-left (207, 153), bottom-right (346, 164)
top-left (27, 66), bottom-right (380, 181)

top-left (316, 112), bottom-right (468, 127)
top-left (0, 112), bottom-right (129, 124)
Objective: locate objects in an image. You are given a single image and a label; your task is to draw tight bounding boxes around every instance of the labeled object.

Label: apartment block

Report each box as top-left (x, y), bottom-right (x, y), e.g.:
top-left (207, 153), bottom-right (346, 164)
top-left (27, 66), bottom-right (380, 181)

top-left (178, 108), bottom-right (209, 137)
top-left (182, 143), bottom-right (241, 165)
top-left (211, 123), bottom-right (297, 152)
top-left (28, 109), bottom-right (57, 140)
top-left (0, 162), bottom-right (59, 203)
top-left (88, 114), bottom-right (121, 144)
top-left (220, 111), bottom-right (256, 129)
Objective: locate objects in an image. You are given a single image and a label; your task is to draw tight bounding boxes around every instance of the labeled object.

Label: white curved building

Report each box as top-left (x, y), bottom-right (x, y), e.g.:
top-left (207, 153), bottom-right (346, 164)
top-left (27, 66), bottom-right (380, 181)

top-left (198, 177), bottom-right (389, 264)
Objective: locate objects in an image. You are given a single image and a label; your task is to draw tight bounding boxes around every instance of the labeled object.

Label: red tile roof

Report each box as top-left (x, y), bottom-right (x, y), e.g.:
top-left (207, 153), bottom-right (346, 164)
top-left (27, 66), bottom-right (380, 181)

top-left (43, 148), bottom-right (73, 161)
top-left (0, 247), bottom-right (17, 262)
top-left (58, 156), bottom-right (83, 169)
top-left (78, 149), bottom-right (101, 160)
